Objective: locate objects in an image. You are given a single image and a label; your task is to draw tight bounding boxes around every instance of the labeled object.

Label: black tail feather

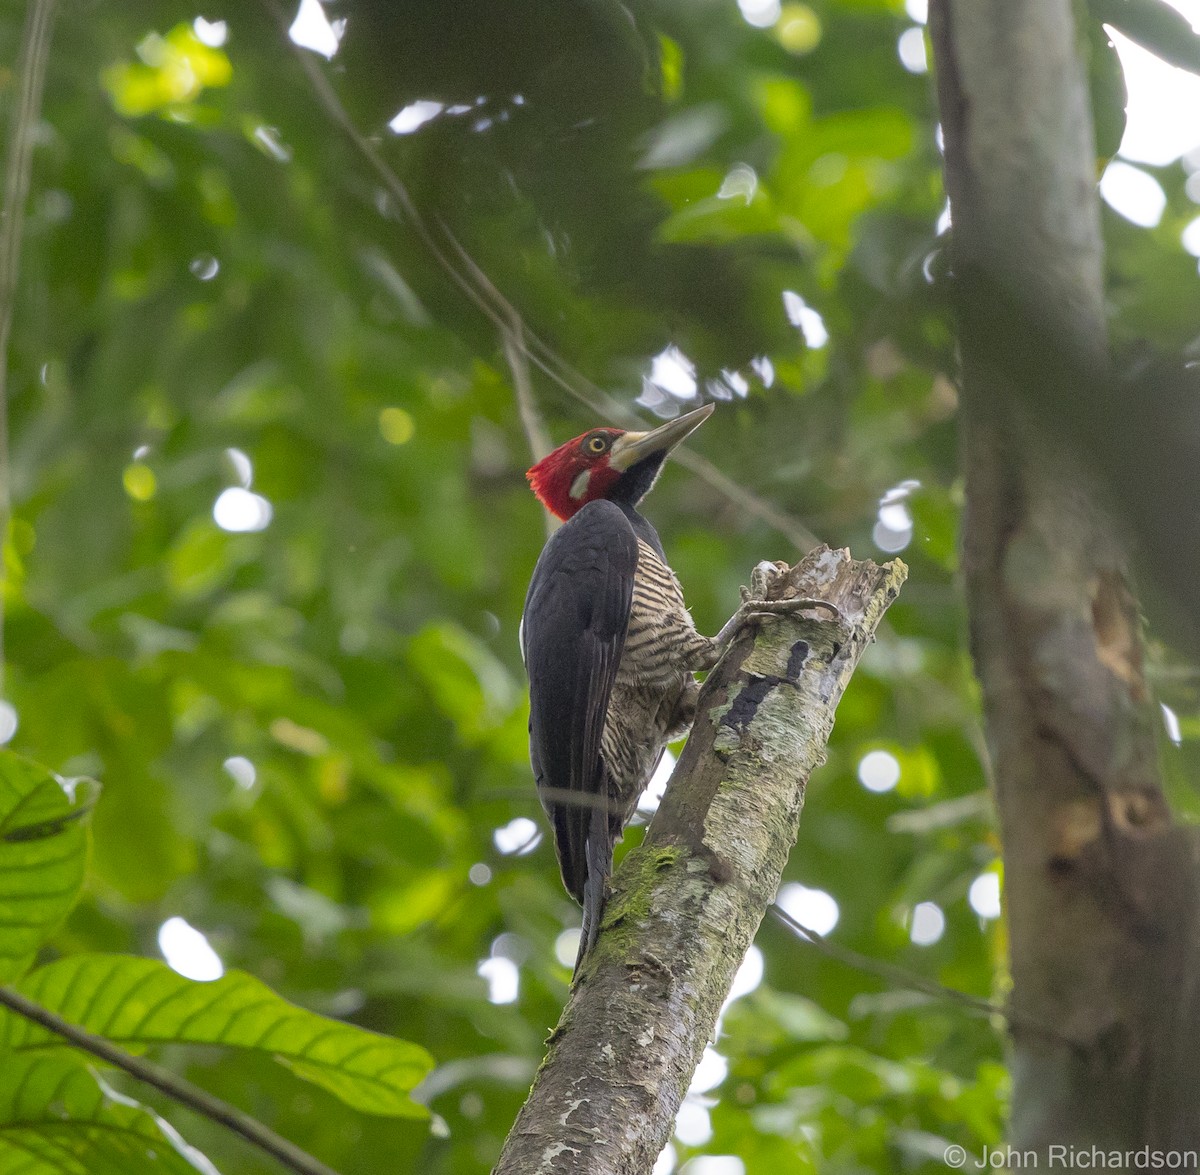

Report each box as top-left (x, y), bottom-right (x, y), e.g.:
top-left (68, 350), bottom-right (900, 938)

top-left (575, 801), bottom-right (614, 972)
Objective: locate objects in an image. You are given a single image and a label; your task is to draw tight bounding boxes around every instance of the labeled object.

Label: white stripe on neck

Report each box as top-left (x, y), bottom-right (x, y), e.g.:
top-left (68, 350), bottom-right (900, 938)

top-left (569, 470), bottom-right (591, 500)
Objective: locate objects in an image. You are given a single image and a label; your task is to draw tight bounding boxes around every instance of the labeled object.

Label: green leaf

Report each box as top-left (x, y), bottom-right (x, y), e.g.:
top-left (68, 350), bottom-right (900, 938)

top-left (0, 1053), bottom-right (213, 1175)
top-left (1090, 0), bottom-right (1200, 75)
top-left (1088, 16), bottom-right (1128, 164)
top-left (407, 622), bottom-right (521, 744)
top-left (658, 33), bottom-right (684, 103)
top-left (102, 24), bottom-right (232, 118)
top-left (0, 754), bottom-right (98, 983)
top-left (2, 956), bottom-right (433, 1118)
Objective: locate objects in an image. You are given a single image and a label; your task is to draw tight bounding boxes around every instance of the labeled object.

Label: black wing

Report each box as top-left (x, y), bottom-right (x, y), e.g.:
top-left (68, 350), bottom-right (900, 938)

top-left (521, 499), bottom-right (637, 907)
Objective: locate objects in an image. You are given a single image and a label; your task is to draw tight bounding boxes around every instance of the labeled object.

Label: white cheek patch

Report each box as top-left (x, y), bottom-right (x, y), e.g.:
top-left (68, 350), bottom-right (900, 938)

top-left (569, 470), bottom-right (592, 500)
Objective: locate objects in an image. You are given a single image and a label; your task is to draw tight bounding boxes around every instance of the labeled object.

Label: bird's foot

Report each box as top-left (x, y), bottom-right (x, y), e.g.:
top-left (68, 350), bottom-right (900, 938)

top-left (741, 560), bottom-right (842, 623)
top-left (730, 594), bottom-right (843, 630)
top-left (708, 562), bottom-right (843, 654)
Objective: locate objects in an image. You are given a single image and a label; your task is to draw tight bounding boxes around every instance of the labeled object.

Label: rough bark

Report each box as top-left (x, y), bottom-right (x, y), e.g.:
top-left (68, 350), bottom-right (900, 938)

top-left (929, 0), bottom-right (1200, 1163)
top-left (494, 546), bottom-right (905, 1175)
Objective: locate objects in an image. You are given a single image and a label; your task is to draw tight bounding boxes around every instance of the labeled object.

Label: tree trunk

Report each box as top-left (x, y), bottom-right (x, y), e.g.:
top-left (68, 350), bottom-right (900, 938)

top-left (929, 0), bottom-right (1200, 1164)
top-left (495, 548), bottom-right (905, 1175)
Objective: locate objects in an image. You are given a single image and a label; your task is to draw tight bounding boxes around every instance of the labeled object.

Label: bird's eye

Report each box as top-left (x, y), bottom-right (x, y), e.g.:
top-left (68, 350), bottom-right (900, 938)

top-left (586, 435), bottom-right (609, 454)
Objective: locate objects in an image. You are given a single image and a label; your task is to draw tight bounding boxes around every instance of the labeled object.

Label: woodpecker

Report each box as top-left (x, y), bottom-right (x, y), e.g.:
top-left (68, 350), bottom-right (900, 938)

top-left (520, 403), bottom-right (725, 964)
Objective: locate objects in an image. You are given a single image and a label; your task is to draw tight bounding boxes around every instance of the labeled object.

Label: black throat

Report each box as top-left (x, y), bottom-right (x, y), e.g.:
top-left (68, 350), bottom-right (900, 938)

top-left (607, 453), bottom-right (668, 559)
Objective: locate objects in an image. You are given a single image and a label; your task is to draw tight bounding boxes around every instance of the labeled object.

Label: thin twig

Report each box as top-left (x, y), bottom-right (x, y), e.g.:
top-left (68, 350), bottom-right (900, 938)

top-left (264, 0), bottom-right (820, 554)
top-left (454, 235), bottom-right (553, 460)
top-left (499, 314), bottom-right (557, 537)
top-left (0, 0), bottom-right (56, 698)
top-left (769, 904), bottom-right (1076, 1049)
top-left (673, 449), bottom-right (819, 552)
top-left (0, 985), bottom-right (342, 1175)
top-left (502, 321), bottom-right (552, 464)
top-left (436, 218), bottom-right (554, 470)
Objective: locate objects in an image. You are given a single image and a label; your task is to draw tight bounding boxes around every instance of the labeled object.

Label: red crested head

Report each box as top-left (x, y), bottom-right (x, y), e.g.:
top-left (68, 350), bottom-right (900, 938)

top-left (525, 403), bottom-right (714, 522)
top-left (526, 428), bottom-right (626, 521)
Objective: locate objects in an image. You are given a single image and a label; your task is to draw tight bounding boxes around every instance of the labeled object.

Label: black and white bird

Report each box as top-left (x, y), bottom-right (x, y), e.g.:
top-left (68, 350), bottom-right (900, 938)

top-left (520, 404), bottom-right (722, 964)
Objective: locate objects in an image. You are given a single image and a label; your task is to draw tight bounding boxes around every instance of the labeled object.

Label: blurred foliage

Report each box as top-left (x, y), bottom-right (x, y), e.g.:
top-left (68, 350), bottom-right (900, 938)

top-left (0, 0), bottom-right (1197, 1172)
top-left (0, 749), bottom-right (431, 1175)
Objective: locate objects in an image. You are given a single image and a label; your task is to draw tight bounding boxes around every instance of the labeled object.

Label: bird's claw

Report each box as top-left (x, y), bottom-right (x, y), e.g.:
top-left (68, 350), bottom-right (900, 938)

top-left (736, 596), bottom-right (843, 628)
top-left (747, 560), bottom-right (790, 601)
top-left (737, 563), bottom-right (841, 626)
top-left (712, 564), bottom-right (842, 656)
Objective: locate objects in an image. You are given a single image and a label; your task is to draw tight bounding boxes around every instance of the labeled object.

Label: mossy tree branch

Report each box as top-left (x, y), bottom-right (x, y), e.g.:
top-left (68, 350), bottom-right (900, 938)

top-left (495, 546), bottom-right (905, 1175)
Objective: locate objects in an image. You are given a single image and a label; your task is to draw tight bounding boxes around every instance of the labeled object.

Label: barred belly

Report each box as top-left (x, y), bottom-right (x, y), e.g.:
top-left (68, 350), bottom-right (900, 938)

top-left (600, 540), bottom-right (709, 826)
